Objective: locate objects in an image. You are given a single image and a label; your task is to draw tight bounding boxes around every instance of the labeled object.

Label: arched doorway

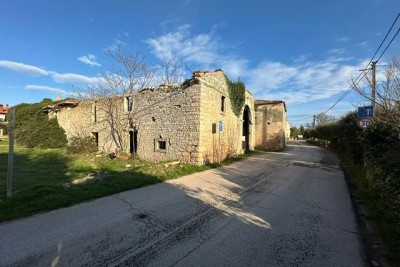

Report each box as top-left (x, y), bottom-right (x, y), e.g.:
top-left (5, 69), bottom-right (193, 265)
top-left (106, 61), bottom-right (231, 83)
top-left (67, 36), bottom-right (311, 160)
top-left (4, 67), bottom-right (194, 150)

top-left (242, 105), bottom-right (251, 151)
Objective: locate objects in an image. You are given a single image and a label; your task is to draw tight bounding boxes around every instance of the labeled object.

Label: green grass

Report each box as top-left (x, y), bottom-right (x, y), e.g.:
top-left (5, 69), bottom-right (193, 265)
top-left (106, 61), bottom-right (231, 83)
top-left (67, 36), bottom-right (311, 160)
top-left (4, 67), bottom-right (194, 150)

top-left (0, 140), bottom-right (255, 222)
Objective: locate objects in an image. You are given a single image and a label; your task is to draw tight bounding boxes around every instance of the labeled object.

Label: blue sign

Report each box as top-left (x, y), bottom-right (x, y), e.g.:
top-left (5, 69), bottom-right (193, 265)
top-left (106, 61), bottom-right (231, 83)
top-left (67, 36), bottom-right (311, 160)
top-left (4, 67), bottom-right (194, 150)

top-left (358, 106), bottom-right (374, 119)
top-left (219, 120), bottom-right (223, 132)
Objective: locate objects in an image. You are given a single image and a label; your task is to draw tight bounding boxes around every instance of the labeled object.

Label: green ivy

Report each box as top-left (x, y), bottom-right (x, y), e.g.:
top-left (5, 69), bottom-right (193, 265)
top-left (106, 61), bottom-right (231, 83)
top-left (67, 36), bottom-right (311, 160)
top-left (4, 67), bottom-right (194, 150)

top-left (13, 99), bottom-right (67, 148)
top-left (225, 75), bottom-right (246, 117)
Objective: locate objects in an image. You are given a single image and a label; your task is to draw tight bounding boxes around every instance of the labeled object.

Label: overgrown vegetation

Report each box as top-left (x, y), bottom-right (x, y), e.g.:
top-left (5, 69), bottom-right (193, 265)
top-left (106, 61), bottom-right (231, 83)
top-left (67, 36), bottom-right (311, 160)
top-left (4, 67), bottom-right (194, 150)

top-left (10, 99), bottom-right (67, 148)
top-left (225, 75), bottom-right (246, 116)
top-left (0, 142), bottom-right (255, 222)
top-left (67, 136), bottom-right (98, 154)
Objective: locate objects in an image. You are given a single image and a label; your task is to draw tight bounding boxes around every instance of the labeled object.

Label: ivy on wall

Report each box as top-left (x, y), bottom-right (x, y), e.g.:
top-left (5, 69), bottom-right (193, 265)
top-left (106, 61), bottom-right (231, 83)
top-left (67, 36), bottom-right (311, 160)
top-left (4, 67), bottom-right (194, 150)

top-left (225, 75), bottom-right (246, 117)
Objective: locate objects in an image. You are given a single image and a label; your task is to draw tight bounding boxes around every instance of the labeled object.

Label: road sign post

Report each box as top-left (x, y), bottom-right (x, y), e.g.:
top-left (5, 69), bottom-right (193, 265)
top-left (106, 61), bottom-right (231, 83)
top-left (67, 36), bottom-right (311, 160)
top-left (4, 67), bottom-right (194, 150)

top-left (357, 118), bottom-right (374, 129)
top-left (358, 106), bottom-right (374, 119)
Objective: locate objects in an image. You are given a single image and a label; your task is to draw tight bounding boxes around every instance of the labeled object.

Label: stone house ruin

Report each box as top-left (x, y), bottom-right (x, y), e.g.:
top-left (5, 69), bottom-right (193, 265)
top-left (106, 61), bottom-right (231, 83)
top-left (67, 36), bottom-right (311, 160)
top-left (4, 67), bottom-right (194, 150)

top-left (254, 100), bottom-right (290, 150)
top-left (46, 70), bottom-right (255, 165)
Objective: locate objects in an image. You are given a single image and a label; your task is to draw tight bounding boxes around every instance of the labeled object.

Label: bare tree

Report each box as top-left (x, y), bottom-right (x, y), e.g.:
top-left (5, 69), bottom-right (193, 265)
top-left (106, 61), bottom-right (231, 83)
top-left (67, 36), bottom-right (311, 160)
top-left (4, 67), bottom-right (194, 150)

top-left (351, 56), bottom-right (400, 126)
top-left (315, 112), bottom-right (337, 126)
top-left (77, 48), bottom-right (161, 155)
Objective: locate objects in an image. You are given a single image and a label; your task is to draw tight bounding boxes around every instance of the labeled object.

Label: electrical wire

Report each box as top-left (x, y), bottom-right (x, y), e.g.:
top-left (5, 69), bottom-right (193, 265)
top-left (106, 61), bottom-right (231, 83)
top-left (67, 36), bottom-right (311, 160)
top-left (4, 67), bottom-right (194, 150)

top-left (317, 12), bottom-right (400, 116)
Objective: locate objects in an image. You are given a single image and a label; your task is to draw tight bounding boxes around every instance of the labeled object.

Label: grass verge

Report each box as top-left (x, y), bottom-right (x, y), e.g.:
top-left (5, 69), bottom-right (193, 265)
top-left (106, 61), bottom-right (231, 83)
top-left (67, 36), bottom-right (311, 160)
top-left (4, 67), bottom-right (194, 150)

top-left (0, 140), bottom-right (256, 223)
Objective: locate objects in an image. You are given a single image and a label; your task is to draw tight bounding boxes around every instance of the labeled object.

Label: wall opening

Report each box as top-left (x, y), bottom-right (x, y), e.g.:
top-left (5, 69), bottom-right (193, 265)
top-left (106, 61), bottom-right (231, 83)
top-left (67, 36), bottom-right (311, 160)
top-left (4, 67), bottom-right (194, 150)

top-left (242, 105), bottom-right (251, 151)
top-left (129, 130), bottom-right (138, 154)
top-left (92, 132), bottom-right (99, 150)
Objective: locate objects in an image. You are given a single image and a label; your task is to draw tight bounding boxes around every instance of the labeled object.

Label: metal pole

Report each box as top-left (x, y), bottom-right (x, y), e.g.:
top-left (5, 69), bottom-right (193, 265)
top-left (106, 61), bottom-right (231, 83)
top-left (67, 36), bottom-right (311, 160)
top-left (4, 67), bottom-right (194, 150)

top-left (7, 107), bottom-right (15, 197)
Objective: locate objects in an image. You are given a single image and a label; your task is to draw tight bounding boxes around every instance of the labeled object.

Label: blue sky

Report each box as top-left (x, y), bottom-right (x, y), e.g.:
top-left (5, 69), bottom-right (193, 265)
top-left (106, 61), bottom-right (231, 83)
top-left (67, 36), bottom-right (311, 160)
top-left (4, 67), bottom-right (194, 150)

top-left (1, 0), bottom-right (399, 126)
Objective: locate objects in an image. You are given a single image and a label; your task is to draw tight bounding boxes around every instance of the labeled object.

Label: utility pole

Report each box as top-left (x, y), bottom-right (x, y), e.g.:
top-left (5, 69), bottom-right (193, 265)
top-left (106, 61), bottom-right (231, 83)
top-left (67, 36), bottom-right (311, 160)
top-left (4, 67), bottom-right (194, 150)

top-left (371, 61), bottom-right (377, 115)
top-left (312, 115), bottom-right (316, 129)
top-left (7, 107), bottom-right (15, 197)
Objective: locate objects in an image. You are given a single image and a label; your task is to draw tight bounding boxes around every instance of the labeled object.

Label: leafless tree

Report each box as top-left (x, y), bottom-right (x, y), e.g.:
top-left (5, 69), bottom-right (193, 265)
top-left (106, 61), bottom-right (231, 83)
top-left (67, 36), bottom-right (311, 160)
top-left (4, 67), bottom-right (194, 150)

top-left (351, 56), bottom-right (400, 126)
top-left (315, 112), bottom-right (337, 126)
top-left (76, 48), bottom-right (184, 155)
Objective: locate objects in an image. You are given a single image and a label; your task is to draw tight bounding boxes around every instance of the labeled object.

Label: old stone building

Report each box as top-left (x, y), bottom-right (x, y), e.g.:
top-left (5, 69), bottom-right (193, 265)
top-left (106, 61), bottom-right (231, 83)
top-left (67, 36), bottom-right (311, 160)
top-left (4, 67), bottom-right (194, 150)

top-left (254, 100), bottom-right (290, 150)
top-left (47, 70), bottom-right (255, 165)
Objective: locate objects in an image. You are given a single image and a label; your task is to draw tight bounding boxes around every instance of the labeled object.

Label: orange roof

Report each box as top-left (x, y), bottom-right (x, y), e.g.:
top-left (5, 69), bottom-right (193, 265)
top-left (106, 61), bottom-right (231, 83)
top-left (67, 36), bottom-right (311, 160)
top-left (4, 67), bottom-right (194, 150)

top-left (0, 104), bottom-right (9, 114)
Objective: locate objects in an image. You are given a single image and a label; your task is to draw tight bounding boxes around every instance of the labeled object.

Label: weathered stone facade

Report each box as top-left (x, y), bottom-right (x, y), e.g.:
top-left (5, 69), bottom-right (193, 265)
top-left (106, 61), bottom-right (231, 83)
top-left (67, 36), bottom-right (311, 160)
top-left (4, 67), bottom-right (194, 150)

top-left (254, 100), bottom-right (289, 150)
top-left (48, 70), bottom-right (255, 165)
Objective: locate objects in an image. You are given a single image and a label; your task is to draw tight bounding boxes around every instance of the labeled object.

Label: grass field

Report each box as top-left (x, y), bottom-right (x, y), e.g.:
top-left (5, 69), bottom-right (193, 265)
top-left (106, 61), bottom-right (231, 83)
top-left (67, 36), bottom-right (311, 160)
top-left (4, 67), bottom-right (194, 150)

top-left (0, 140), bottom-right (254, 222)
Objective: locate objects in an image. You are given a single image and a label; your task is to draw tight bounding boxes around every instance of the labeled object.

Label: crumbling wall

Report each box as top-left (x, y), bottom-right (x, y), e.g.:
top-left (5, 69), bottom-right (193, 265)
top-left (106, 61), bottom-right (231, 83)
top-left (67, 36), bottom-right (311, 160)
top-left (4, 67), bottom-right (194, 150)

top-left (255, 102), bottom-right (287, 150)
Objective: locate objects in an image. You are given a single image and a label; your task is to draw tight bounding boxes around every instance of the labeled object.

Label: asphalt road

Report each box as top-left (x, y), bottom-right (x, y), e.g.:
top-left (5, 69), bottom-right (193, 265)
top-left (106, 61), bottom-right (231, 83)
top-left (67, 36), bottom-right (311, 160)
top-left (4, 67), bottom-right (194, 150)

top-left (0, 140), bottom-right (366, 266)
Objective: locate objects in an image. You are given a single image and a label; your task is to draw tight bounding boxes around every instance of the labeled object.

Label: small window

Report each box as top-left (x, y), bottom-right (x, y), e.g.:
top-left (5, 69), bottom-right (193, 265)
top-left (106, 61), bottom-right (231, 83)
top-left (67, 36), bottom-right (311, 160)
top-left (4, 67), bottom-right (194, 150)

top-left (125, 96), bottom-right (133, 112)
top-left (158, 140), bottom-right (166, 150)
top-left (92, 104), bottom-right (97, 123)
top-left (221, 96), bottom-right (226, 112)
top-left (155, 138), bottom-right (168, 152)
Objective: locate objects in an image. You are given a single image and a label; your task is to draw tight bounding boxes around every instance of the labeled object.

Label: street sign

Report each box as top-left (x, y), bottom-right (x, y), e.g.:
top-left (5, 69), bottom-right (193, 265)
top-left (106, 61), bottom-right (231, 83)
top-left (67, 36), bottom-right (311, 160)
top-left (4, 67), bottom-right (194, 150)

top-left (219, 120), bottom-right (223, 132)
top-left (357, 118), bottom-right (373, 129)
top-left (358, 106), bottom-right (374, 118)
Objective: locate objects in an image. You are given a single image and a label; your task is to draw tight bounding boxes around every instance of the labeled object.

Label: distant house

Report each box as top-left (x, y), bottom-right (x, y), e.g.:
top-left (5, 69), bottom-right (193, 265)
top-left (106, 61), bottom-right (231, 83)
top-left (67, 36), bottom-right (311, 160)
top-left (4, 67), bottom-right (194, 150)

top-left (254, 100), bottom-right (289, 150)
top-left (45, 70), bottom-right (255, 165)
top-left (0, 104), bottom-right (9, 122)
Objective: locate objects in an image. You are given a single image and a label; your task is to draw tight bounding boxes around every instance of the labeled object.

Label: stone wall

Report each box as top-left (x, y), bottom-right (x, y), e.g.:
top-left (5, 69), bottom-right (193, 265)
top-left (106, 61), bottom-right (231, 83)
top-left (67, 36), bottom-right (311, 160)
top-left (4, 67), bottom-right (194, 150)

top-left (255, 101), bottom-right (288, 150)
top-left (48, 70), bottom-right (255, 165)
top-left (196, 70), bottom-right (255, 164)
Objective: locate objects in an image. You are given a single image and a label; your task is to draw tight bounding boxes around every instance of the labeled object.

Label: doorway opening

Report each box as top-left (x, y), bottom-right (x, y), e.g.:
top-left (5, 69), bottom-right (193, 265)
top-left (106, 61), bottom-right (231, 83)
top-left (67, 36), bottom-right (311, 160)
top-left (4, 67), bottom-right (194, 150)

top-left (129, 130), bottom-right (138, 154)
top-left (242, 105), bottom-right (251, 151)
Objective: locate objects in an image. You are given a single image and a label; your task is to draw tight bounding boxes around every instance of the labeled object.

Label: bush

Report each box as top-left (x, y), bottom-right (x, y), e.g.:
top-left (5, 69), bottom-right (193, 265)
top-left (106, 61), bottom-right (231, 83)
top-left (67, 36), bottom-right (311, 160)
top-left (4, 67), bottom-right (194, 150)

top-left (67, 136), bottom-right (98, 154)
top-left (13, 99), bottom-right (67, 148)
top-left (360, 122), bottom-right (400, 210)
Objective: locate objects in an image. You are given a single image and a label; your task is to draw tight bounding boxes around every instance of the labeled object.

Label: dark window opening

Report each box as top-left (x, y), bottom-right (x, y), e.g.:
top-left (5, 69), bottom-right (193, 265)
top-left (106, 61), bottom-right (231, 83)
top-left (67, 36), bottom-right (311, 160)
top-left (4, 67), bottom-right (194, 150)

top-left (155, 138), bottom-right (168, 152)
top-left (92, 132), bottom-right (99, 150)
top-left (158, 140), bottom-right (166, 150)
top-left (221, 96), bottom-right (226, 112)
top-left (129, 130), bottom-right (138, 154)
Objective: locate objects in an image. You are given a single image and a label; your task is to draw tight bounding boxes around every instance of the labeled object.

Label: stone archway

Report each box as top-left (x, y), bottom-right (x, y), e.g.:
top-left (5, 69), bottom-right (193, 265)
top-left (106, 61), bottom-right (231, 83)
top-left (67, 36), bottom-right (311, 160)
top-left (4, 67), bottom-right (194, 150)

top-left (242, 105), bottom-right (251, 151)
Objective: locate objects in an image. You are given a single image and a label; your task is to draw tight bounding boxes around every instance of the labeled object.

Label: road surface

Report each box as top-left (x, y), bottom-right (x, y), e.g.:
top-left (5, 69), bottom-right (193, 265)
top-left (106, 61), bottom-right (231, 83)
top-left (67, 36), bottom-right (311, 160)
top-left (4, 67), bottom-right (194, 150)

top-left (0, 140), bottom-right (365, 266)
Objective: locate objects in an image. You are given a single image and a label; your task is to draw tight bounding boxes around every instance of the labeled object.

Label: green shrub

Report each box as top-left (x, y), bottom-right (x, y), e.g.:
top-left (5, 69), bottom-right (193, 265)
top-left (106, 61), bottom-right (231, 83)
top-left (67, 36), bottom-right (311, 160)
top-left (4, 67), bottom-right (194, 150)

top-left (360, 121), bottom-right (400, 210)
top-left (13, 99), bottom-right (67, 148)
top-left (67, 136), bottom-right (98, 154)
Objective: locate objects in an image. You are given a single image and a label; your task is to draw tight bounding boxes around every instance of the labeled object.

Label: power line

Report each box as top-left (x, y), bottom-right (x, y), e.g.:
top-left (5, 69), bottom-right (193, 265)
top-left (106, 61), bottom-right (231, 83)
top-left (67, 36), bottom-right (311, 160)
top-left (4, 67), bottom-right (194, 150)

top-left (318, 12), bottom-right (400, 116)
top-left (370, 12), bottom-right (400, 62)
top-left (376, 26), bottom-right (400, 62)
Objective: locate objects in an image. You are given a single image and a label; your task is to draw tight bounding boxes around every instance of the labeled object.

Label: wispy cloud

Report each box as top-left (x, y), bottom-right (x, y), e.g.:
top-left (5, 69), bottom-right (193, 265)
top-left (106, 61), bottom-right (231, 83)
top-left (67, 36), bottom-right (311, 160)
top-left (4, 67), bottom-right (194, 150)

top-left (0, 60), bottom-right (48, 76)
top-left (77, 54), bottom-right (101, 67)
top-left (49, 71), bottom-right (101, 85)
top-left (146, 25), bottom-right (365, 105)
top-left (25, 84), bottom-right (70, 95)
top-left (104, 39), bottom-right (126, 51)
top-left (335, 37), bottom-right (350, 43)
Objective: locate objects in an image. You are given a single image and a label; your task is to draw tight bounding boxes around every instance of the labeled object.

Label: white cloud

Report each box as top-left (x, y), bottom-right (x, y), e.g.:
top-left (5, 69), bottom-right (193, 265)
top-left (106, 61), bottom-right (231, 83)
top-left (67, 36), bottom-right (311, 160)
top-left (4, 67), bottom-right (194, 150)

top-left (105, 39), bottom-right (126, 51)
top-left (0, 60), bottom-right (48, 76)
top-left (147, 25), bottom-right (367, 105)
top-left (25, 84), bottom-right (70, 95)
top-left (335, 37), bottom-right (350, 43)
top-left (77, 54), bottom-right (101, 67)
top-left (49, 71), bottom-right (101, 85)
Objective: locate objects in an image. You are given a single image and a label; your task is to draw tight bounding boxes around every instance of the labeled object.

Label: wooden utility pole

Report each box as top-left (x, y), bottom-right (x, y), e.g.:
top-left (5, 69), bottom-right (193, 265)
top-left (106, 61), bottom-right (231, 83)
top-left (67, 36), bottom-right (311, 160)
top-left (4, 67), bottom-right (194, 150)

top-left (371, 61), bottom-right (377, 115)
top-left (7, 107), bottom-right (15, 197)
top-left (312, 115), bottom-right (316, 129)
